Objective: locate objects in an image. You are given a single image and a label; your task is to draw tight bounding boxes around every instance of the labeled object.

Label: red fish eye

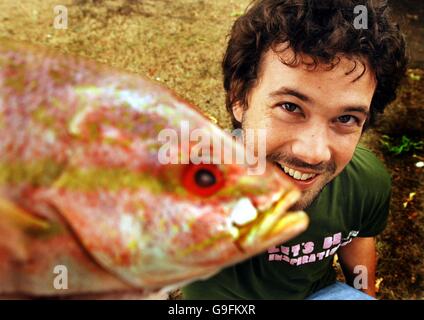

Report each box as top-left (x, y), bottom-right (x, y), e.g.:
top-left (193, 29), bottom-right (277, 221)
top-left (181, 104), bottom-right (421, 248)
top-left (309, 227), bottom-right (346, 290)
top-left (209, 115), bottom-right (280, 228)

top-left (182, 164), bottom-right (225, 197)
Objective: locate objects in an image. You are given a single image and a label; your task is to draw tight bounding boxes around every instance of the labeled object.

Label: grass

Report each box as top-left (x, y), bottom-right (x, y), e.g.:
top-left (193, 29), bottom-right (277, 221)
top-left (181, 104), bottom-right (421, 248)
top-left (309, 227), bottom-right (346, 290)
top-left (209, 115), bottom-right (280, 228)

top-left (0, 0), bottom-right (422, 300)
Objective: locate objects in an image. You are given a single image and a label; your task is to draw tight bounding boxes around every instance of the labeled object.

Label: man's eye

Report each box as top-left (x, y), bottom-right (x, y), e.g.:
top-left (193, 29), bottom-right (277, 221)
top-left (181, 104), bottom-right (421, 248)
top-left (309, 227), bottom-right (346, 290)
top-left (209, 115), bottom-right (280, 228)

top-left (280, 103), bottom-right (301, 113)
top-left (337, 115), bottom-right (359, 125)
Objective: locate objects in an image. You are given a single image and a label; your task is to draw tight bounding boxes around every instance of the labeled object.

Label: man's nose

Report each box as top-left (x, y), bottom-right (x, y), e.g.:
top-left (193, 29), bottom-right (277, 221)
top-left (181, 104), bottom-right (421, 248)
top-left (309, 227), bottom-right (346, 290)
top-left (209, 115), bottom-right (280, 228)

top-left (290, 125), bottom-right (331, 166)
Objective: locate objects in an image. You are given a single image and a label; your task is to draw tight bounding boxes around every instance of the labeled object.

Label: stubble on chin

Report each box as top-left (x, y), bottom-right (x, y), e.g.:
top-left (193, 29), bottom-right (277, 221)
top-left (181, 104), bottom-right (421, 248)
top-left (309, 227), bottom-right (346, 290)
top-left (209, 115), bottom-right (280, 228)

top-left (289, 174), bottom-right (334, 211)
top-left (290, 188), bottom-right (322, 211)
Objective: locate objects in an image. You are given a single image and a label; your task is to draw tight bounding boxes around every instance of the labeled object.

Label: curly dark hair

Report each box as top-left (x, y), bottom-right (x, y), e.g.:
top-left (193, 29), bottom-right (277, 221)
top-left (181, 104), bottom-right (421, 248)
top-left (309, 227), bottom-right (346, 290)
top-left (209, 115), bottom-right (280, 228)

top-left (223, 0), bottom-right (408, 129)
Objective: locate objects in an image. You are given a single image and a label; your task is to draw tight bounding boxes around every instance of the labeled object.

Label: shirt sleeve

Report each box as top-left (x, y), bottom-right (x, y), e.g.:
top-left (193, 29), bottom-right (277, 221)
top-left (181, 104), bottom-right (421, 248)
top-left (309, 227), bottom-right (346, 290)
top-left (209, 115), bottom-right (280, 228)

top-left (357, 159), bottom-right (392, 237)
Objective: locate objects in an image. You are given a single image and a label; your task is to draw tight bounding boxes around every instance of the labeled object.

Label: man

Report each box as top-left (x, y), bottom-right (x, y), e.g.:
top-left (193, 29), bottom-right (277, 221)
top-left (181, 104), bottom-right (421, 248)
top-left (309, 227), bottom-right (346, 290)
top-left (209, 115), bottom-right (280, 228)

top-left (182, 0), bottom-right (407, 299)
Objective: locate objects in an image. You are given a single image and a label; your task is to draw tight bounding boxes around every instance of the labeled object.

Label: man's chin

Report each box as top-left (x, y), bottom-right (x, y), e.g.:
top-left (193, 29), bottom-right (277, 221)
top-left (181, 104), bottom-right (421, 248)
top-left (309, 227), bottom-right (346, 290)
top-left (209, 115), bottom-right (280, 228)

top-left (289, 178), bottom-right (330, 211)
top-left (290, 193), bottom-right (318, 211)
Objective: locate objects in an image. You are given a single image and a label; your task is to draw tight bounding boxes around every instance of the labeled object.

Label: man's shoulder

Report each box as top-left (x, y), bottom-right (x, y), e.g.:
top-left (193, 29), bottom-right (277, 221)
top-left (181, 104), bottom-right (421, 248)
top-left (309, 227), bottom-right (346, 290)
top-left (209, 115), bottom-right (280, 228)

top-left (340, 144), bottom-right (391, 194)
top-left (314, 146), bottom-right (392, 238)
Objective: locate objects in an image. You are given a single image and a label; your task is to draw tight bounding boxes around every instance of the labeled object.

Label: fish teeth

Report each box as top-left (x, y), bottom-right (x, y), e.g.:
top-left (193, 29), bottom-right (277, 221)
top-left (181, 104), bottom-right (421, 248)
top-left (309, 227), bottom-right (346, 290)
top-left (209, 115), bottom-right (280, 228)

top-left (278, 164), bottom-right (317, 181)
top-left (230, 198), bottom-right (258, 226)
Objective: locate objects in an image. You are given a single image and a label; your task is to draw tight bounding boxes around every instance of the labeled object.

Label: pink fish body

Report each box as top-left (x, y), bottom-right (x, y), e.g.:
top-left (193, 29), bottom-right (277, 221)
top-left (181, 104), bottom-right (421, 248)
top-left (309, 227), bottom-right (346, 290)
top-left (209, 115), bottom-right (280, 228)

top-left (0, 40), bottom-right (308, 298)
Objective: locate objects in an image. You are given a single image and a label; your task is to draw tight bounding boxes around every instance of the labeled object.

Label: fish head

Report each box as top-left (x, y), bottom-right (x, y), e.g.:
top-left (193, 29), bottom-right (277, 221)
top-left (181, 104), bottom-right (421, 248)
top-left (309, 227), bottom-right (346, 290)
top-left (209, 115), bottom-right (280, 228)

top-left (146, 111), bottom-right (308, 289)
top-left (49, 82), bottom-right (309, 290)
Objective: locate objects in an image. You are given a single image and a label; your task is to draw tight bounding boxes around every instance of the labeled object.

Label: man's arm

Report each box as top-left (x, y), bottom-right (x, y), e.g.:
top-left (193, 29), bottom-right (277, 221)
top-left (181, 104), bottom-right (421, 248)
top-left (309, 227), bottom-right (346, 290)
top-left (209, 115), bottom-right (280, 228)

top-left (337, 237), bottom-right (377, 297)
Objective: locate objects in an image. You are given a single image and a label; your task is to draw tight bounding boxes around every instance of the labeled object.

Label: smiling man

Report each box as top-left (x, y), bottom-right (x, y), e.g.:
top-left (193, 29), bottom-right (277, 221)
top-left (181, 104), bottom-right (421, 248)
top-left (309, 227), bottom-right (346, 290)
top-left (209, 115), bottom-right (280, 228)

top-left (182, 0), bottom-right (407, 299)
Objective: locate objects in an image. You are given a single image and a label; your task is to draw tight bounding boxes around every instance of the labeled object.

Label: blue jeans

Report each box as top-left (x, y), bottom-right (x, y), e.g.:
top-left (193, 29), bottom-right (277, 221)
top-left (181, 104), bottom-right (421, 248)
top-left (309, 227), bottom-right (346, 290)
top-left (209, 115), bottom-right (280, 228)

top-left (306, 281), bottom-right (375, 300)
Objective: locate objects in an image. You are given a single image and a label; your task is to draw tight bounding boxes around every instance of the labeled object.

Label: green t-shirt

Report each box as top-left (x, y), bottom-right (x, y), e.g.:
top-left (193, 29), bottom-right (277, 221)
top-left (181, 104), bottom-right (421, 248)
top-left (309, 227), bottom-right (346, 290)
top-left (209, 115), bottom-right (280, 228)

top-left (182, 145), bottom-right (391, 299)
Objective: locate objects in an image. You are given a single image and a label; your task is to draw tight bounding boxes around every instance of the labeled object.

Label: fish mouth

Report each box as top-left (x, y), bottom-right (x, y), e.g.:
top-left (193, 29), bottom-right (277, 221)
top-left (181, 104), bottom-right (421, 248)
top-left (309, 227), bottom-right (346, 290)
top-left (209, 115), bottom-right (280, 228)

top-left (230, 189), bottom-right (309, 252)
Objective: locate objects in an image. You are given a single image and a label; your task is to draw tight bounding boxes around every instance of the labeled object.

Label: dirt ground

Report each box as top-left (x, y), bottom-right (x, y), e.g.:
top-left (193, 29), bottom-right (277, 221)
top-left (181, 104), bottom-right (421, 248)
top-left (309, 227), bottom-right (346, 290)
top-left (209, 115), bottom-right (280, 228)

top-left (0, 0), bottom-right (422, 299)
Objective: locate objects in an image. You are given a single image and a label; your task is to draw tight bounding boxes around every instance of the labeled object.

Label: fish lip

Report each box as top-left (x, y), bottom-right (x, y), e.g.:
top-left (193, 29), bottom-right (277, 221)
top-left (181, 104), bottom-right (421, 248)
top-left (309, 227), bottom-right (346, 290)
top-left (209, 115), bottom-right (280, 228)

top-left (231, 188), bottom-right (306, 252)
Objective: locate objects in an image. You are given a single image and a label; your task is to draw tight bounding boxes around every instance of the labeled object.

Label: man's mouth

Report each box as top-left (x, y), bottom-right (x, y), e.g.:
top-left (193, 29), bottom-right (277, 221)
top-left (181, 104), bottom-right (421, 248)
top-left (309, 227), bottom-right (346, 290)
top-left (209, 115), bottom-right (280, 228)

top-left (274, 162), bottom-right (320, 190)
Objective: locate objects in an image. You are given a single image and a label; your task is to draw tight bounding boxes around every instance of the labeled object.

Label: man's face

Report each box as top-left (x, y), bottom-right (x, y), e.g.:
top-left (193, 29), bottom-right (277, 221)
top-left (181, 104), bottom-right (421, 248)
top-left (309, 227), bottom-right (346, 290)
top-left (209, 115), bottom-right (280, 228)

top-left (233, 47), bottom-right (377, 210)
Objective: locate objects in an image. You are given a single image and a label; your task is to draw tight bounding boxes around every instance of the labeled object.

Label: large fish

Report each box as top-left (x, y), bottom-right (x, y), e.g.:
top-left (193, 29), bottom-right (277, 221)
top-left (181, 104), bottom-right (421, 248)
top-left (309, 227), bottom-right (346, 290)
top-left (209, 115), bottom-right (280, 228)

top-left (0, 40), bottom-right (308, 298)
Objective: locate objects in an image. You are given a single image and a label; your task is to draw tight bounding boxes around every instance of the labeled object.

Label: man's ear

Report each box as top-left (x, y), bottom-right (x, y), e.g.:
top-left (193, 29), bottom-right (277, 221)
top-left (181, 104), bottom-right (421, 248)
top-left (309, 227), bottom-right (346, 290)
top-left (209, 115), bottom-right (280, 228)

top-left (232, 101), bottom-right (244, 124)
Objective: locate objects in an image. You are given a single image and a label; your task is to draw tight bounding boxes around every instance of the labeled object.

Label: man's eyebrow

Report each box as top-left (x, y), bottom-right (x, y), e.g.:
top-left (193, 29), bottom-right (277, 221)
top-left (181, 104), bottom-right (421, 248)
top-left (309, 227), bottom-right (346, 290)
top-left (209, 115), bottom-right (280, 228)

top-left (268, 86), bottom-right (370, 116)
top-left (268, 86), bottom-right (311, 102)
top-left (342, 106), bottom-right (369, 117)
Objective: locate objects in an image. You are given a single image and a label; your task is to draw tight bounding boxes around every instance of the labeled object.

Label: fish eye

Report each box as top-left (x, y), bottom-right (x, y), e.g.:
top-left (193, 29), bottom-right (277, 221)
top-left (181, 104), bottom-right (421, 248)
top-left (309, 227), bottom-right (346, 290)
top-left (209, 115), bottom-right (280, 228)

top-left (182, 164), bottom-right (225, 197)
top-left (194, 169), bottom-right (216, 187)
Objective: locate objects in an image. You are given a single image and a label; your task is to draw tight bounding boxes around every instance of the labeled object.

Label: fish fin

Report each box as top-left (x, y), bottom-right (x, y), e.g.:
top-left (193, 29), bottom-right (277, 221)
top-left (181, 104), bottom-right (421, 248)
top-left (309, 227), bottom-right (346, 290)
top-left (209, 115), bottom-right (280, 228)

top-left (0, 196), bottom-right (50, 232)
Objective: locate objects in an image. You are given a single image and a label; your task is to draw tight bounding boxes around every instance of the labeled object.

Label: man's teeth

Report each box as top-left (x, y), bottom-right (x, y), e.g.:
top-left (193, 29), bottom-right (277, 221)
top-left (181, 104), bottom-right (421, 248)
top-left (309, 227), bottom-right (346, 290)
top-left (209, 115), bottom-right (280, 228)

top-left (281, 165), bottom-right (316, 181)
